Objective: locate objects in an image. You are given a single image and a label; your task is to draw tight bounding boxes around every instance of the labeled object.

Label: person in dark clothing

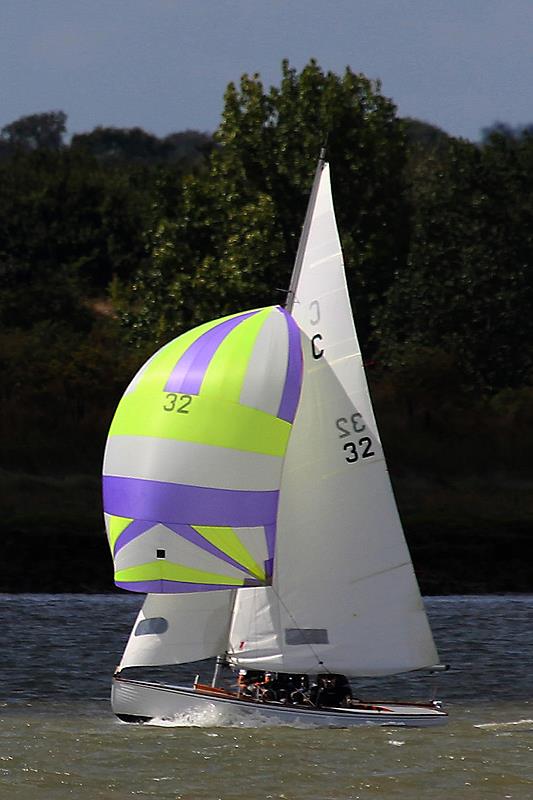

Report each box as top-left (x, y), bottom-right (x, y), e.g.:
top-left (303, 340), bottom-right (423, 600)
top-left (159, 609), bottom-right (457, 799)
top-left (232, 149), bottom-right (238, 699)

top-left (313, 674), bottom-right (353, 708)
top-left (290, 675), bottom-right (310, 705)
top-left (274, 673), bottom-right (296, 703)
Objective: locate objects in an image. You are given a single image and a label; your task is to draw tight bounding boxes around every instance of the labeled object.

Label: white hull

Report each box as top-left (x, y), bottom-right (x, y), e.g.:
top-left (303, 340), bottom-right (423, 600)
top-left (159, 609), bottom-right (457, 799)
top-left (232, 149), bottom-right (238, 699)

top-left (111, 676), bottom-right (448, 728)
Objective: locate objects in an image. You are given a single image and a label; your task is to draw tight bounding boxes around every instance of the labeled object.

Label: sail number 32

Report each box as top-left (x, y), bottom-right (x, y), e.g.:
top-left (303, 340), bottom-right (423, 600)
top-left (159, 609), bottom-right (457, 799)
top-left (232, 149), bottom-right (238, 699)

top-left (163, 393), bottom-right (192, 413)
top-left (336, 413), bottom-right (375, 463)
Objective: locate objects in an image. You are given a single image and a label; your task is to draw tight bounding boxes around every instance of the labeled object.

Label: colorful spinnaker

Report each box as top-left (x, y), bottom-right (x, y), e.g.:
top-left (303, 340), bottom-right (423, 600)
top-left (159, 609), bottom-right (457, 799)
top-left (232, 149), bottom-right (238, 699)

top-left (103, 306), bottom-right (302, 593)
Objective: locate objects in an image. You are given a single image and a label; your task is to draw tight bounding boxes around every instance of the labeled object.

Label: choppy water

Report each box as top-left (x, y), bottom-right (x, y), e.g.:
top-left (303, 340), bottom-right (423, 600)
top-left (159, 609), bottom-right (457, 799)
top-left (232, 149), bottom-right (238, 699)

top-left (2, 594), bottom-right (533, 799)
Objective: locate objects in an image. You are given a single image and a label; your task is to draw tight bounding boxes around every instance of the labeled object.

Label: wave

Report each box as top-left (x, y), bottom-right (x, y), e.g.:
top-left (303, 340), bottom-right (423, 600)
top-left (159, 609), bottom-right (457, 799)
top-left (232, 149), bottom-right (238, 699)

top-left (475, 718), bottom-right (533, 731)
top-left (145, 705), bottom-right (312, 728)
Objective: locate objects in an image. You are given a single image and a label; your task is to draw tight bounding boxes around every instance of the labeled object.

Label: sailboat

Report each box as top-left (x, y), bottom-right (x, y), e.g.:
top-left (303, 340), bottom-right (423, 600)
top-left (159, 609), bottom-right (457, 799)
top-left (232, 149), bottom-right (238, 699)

top-left (104, 153), bottom-right (448, 728)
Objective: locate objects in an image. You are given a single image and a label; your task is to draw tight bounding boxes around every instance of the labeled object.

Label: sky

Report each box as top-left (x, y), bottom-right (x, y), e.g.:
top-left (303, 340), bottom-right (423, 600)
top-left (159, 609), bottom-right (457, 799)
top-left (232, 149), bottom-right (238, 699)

top-left (2, 0), bottom-right (532, 142)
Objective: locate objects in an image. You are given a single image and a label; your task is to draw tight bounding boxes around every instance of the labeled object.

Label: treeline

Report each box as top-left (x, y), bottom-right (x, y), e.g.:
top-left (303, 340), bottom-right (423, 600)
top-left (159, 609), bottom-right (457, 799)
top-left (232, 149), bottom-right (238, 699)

top-left (2, 61), bottom-right (533, 593)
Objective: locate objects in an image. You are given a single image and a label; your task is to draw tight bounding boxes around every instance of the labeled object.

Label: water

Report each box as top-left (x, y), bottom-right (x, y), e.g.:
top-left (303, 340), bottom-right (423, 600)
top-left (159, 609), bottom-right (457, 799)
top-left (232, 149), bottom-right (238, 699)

top-left (2, 595), bottom-right (533, 799)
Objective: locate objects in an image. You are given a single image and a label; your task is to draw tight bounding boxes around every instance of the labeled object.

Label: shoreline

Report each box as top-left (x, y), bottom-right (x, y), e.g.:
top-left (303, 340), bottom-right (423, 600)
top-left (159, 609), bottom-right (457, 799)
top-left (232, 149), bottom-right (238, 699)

top-left (2, 469), bottom-right (532, 595)
top-left (3, 520), bottom-right (531, 595)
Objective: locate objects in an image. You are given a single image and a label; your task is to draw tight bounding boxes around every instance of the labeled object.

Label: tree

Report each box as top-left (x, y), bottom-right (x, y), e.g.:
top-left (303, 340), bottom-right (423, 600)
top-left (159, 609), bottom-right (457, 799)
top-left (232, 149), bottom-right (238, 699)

top-left (123, 60), bottom-right (408, 346)
top-left (0, 145), bottom-right (154, 320)
top-left (71, 126), bottom-right (214, 168)
top-left (162, 130), bottom-right (215, 167)
top-left (71, 126), bottom-right (169, 163)
top-left (1, 111), bottom-right (67, 151)
top-left (376, 130), bottom-right (533, 391)
top-left (402, 117), bottom-right (451, 154)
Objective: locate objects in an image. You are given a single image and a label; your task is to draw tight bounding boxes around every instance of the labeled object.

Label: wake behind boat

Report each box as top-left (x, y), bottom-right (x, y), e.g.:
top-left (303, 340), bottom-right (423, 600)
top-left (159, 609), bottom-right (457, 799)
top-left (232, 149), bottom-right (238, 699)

top-left (103, 152), bottom-right (449, 728)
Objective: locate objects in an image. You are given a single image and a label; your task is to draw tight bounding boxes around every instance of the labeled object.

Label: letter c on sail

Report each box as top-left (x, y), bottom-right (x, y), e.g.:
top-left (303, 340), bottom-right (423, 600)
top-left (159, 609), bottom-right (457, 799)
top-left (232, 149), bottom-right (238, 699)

top-left (311, 333), bottom-right (324, 360)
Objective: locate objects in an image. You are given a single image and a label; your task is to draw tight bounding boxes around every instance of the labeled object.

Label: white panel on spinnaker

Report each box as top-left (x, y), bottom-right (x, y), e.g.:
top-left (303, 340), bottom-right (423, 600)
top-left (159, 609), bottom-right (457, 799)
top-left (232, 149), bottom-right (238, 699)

top-left (113, 524), bottom-right (250, 580)
top-left (120, 592), bottom-right (234, 668)
top-left (229, 527), bottom-right (269, 573)
top-left (239, 309), bottom-right (289, 415)
top-left (103, 436), bottom-right (283, 492)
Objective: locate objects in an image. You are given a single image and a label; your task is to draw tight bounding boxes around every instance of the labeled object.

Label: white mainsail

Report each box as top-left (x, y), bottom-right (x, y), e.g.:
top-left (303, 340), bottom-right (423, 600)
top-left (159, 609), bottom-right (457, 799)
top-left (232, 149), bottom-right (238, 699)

top-left (228, 160), bottom-right (439, 676)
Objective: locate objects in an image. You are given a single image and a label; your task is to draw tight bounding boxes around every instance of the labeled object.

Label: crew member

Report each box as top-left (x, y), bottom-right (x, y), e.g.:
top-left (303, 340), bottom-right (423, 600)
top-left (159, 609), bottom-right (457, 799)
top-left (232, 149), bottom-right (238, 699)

top-left (313, 674), bottom-right (353, 708)
top-left (256, 672), bottom-right (277, 701)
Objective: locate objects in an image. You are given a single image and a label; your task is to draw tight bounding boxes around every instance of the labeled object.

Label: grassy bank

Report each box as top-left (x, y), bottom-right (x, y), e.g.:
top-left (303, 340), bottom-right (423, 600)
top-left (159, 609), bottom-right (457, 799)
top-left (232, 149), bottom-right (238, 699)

top-left (394, 473), bottom-right (533, 593)
top-left (1, 468), bottom-right (531, 594)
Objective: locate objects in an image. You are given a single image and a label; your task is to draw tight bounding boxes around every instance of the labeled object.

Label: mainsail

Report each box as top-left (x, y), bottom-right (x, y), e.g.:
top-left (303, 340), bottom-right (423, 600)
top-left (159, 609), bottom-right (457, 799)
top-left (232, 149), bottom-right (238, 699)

top-left (227, 161), bottom-right (439, 676)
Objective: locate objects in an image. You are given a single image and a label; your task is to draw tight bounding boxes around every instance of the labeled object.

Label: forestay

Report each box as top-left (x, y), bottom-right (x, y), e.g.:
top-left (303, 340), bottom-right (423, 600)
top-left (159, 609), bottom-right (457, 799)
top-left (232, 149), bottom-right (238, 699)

top-left (228, 162), bottom-right (439, 676)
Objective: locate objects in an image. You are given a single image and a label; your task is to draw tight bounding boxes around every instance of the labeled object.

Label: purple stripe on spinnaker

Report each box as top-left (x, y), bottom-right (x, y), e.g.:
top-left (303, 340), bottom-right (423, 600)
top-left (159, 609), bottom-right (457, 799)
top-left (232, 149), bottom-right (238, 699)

top-left (103, 475), bottom-right (279, 527)
top-left (276, 308), bottom-right (303, 423)
top-left (165, 310), bottom-right (258, 395)
top-left (116, 578), bottom-right (262, 594)
top-left (264, 523), bottom-right (276, 563)
top-left (167, 523), bottom-right (256, 577)
top-left (264, 557), bottom-right (274, 580)
top-left (114, 519), bottom-right (154, 555)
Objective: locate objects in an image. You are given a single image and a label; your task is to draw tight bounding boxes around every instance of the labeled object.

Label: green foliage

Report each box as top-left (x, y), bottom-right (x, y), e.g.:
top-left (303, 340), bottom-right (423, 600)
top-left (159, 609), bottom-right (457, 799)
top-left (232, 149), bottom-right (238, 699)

top-left (126, 59), bottom-right (407, 345)
top-left (376, 130), bottom-right (533, 391)
top-left (71, 126), bottom-right (170, 162)
top-left (1, 111), bottom-right (67, 151)
top-left (2, 88), bottom-right (533, 593)
top-left (2, 79), bottom-right (533, 500)
top-left (402, 117), bottom-right (451, 156)
top-left (0, 317), bottom-right (145, 473)
top-left (71, 126), bottom-right (213, 167)
top-left (0, 145), bottom-right (155, 331)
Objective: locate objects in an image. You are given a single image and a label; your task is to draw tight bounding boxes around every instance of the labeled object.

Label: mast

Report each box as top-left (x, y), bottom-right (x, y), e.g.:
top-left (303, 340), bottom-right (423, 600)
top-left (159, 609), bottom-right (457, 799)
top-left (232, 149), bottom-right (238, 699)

top-left (285, 148), bottom-right (327, 314)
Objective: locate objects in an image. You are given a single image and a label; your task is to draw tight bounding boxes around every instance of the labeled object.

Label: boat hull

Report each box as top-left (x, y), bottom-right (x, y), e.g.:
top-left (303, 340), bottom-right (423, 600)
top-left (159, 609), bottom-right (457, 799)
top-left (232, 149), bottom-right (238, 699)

top-left (111, 676), bottom-right (448, 728)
